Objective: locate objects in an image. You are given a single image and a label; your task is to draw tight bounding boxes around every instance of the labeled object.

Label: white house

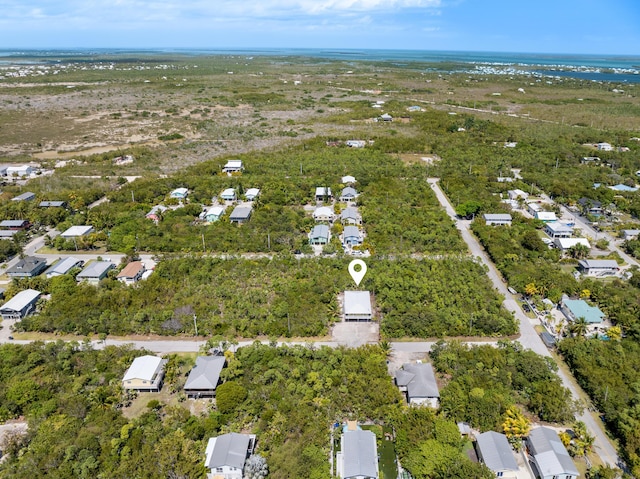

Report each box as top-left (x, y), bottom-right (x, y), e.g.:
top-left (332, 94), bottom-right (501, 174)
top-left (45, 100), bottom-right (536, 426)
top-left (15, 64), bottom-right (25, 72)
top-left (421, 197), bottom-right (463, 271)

top-left (203, 206), bottom-right (225, 222)
top-left (483, 214), bottom-right (512, 226)
top-left (222, 160), bottom-right (244, 173)
top-left (535, 211), bottom-right (557, 222)
top-left (6, 165), bottom-right (34, 177)
top-left (315, 187), bottom-right (332, 201)
top-left (313, 206), bottom-right (334, 222)
top-left (596, 142), bottom-right (613, 151)
top-left (204, 433), bottom-right (256, 479)
top-left (340, 207), bottom-right (362, 225)
top-left (544, 222), bottom-right (573, 239)
top-left (622, 229), bottom-right (640, 240)
top-left (122, 355), bottom-right (168, 392)
top-left (0, 289), bottom-right (41, 320)
top-left (244, 188), bottom-right (260, 201)
top-left (577, 259), bottom-right (619, 277)
top-left (45, 257), bottom-right (84, 278)
top-left (508, 189), bottom-right (529, 201)
top-left (395, 362), bottom-right (440, 408)
top-left (343, 291), bottom-right (372, 321)
top-left (60, 225), bottom-right (94, 238)
top-left (340, 187), bottom-right (358, 202)
top-left (170, 187), bottom-right (189, 199)
top-left (341, 175), bottom-right (356, 184)
top-left (554, 237), bottom-right (590, 253)
top-left (220, 188), bottom-right (237, 202)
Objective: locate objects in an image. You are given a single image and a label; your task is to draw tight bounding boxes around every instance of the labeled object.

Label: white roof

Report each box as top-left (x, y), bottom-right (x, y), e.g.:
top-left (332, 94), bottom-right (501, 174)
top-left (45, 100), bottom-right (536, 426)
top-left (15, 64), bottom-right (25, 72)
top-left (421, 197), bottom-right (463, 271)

top-left (555, 238), bottom-right (591, 249)
top-left (60, 225), bottom-right (94, 237)
top-left (313, 206), bottom-right (334, 218)
top-left (545, 222), bottom-right (573, 233)
top-left (123, 355), bottom-right (165, 382)
top-left (0, 289), bottom-right (41, 313)
top-left (579, 259), bottom-right (618, 269)
top-left (206, 206), bottom-right (225, 216)
top-left (245, 188), bottom-right (260, 198)
top-left (536, 211), bottom-right (557, 221)
top-left (315, 186), bottom-right (332, 196)
top-left (483, 214), bottom-right (512, 221)
top-left (224, 160), bottom-right (243, 168)
top-left (221, 188), bottom-right (236, 197)
top-left (170, 187), bottom-right (188, 197)
top-left (342, 175), bottom-right (356, 184)
top-left (344, 291), bottom-right (372, 316)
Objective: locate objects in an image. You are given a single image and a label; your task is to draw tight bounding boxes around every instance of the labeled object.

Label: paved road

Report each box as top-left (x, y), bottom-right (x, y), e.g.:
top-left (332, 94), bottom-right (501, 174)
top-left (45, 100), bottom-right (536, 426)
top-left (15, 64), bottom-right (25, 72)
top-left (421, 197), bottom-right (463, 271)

top-left (428, 178), bottom-right (621, 467)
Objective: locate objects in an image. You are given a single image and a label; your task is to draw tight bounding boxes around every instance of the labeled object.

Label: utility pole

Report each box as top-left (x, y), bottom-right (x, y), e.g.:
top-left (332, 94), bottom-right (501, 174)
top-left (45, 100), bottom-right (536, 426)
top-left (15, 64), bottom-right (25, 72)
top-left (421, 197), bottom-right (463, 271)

top-left (268, 233), bottom-right (271, 250)
top-left (193, 314), bottom-right (198, 337)
top-left (202, 233), bottom-right (206, 252)
top-left (131, 191), bottom-right (135, 202)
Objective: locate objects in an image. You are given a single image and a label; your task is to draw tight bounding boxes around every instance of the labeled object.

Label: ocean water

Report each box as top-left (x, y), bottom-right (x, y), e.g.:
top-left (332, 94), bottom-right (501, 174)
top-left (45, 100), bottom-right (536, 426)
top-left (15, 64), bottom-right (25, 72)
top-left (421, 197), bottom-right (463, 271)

top-left (1, 48), bottom-right (639, 83)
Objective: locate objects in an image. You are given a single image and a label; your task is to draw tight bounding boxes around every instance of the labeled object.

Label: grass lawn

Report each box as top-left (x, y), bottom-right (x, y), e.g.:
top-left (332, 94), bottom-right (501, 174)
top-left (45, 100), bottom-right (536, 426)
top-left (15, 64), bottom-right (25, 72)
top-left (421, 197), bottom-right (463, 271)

top-left (363, 425), bottom-right (398, 479)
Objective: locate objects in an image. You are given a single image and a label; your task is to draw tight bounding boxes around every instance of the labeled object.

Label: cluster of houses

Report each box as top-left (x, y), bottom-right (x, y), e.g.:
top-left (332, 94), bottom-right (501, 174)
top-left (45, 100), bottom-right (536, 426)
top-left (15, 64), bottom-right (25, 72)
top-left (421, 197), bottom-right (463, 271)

top-left (0, 196), bottom-right (67, 240)
top-left (309, 176), bottom-right (367, 255)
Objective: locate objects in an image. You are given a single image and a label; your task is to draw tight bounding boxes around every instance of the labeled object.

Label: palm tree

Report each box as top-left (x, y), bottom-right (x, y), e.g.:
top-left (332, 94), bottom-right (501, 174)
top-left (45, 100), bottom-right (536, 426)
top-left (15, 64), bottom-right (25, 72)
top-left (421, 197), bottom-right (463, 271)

top-left (569, 316), bottom-right (589, 338)
top-left (568, 243), bottom-right (590, 259)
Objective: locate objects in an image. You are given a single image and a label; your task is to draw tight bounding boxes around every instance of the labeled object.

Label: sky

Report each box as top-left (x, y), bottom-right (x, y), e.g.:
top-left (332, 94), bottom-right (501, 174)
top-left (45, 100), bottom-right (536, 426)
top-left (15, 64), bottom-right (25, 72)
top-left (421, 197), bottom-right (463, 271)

top-left (0, 0), bottom-right (639, 55)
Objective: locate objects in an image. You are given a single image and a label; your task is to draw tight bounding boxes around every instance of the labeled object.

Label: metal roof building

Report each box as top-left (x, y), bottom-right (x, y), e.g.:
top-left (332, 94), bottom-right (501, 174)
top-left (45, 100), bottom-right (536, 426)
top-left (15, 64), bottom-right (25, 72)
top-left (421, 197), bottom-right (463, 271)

top-left (122, 355), bottom-right (168, 392)
top-left (395, 362), bottom-right (440, 407)
top-left (39, 201), bottom-right (66, 208)
top-left (229, 206), bottom-right (252, 223)
top-left (561, 297), bottom-right (605, 324)
top-left (45, 257), bottom-right (84, 278)
top-left (184, 356), bottom-right (226, 398)
top-left (337, 430), bottom-right (378, 479)
top-left (526, 427), bottom-right (579, 479)
top-left (476, 431), bottom-right (518, 478)
top-left (60, 225), bottom-right (94, 237)
top-left (76, 261), bottom-right (114, 284)
top-left (343, 291), bottom-right (372, 321)
top-left (0, 289), bottom-right (41, 320)
top-left (11, 192), bottom-right (36, 202)
top-left (7, 256), bottom-right (48, 278)
top-left (204, 433), bottom-right (255, 473)
top-left (309, 224), bottom-right (330, 245)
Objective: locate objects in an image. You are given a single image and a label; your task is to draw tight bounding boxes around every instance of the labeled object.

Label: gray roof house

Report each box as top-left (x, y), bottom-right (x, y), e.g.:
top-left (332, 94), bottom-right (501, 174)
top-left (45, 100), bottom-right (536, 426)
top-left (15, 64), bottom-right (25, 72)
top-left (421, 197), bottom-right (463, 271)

top-left (483, 213), bottom-right (512, 226)
top-left (184, 356), bottom-right (226, 398)
top-left (526, 427), bottom-right (579, 479)
top-left (39, 201), bottom-right (67, 208)
top-left (76, 261), bottom-right (115, 284)
top-left (343, 291), bottom-right (372, 321)
top-left (337, 430), bottom-right (378, 479)
top-left (309, 224), bottom-right (330, 245)
top-left (476, 431), bottom-right (518, 479)
top-left (342, 225), bottom-right (363, 246)
top-left (577, 259), bottom-right (619, 277)
top-left (340, 187), bottom-right (358, 202)
top-left (45, 257), bottom-right (84, 278)
top-left (11, 192), bottom-right (36, 202)
top-left (0, 220), bottom-right (30, 230)
top-left (395, 362), bottom-right (440, 408)
top-left (60, 225), bottom-right (94, 238)
top-left (229, 206), bottom-right (252, 224)
top-left (340, 207), bottom-right (361, 225)
top-left (204, 432), bottom-right (256, 479)
top-left (0, 230), bottom-right (18, 240)
top-left (7, 256), bottom-right (48, 278)
top-left (0, 289), bottom-right (41, 320)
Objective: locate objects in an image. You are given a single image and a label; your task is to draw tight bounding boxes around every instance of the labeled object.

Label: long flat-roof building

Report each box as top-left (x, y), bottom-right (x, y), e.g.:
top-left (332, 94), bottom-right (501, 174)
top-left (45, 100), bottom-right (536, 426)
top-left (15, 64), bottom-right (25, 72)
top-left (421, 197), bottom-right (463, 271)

top-left (11, 192), bottom-right (36, 202)
top-left (222, 160), bottom-right (244, 173)
top-left (544, 222), bottom-right (573, 239)
top-left (483, 213), bottom-right (512, 226)
top-left (0, 289), bottom-right (41, 320)
top-left (343, 291), bottom-right (372, 321)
